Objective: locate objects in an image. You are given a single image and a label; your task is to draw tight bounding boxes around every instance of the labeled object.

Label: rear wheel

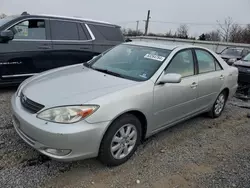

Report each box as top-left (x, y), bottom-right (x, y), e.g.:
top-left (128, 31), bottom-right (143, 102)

top-left (99, 114), bottom-right (141, 166)
top-left (209, 91), bottom-right (227, 118)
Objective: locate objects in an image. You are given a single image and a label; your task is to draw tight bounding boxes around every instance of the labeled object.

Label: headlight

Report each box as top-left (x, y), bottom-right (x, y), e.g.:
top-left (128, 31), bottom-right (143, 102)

top-left (228, 58), bottom-right (237, 63)
top-left (37, 105), bottom-right (99, 124)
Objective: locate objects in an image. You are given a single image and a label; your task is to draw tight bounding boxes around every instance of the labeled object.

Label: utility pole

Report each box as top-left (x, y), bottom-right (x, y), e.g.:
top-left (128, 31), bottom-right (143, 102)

top-left (136, 20), bottom-right (139, 33)
top-left (144, 10), bottom-right (151, 36)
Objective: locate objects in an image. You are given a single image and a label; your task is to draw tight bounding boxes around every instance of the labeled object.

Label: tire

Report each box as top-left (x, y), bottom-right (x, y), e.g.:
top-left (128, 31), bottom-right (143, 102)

top-left (209, 91), bottom-right (227, 118)
top-left (99, 114), bottom-right (142, 166)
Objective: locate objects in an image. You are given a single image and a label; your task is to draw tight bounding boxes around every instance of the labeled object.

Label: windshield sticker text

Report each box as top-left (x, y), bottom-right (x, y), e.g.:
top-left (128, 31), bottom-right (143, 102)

top-left (144, 54), bottom-right (165, 62)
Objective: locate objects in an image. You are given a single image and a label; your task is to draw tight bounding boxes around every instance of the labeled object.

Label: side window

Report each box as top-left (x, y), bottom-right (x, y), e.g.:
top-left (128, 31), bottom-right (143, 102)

top-left (242, 49), bottom-right (250, 57)
top-left (9, 19), bottom-right (46, 40)
top-left (165, 50), bottom-right (194, 77)
top-left (195, 49), bottom-right (216, 73)
top-left (50, 20), bottom-right (79, 40)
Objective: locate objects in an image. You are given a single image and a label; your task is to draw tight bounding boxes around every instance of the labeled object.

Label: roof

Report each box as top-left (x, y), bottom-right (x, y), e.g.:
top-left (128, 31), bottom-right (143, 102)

top-left (37, 14), bottom-right (112, 25)
top-left (18, 13), bottom-right (116, 26)
top-left (125, 41), bottom-right (192, 50)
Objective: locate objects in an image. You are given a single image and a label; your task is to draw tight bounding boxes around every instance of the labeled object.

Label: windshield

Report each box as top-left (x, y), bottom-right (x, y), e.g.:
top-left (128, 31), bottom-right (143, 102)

top-left (89, 44), bottom-right (171, 81)
top-left (243, 53), bottom-right (250, 61)
top-left (221, 48), bottom-right (243, 56)
top-left (0, 15), bottom-right (19, 27)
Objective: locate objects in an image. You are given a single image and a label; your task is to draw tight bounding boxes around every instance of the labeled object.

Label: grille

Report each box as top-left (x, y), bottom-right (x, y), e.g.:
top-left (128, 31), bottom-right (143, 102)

top-left (20, 93), bottom-right (44, 113)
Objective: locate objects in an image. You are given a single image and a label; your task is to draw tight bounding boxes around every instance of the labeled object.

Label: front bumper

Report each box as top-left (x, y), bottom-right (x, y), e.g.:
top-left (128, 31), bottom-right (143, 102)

top-left (11, 95), bottom-right (110, 161)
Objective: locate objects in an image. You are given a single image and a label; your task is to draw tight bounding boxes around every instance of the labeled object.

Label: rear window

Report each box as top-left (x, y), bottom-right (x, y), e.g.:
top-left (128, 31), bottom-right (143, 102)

top-left (88, 24), bottom-right (124, 41)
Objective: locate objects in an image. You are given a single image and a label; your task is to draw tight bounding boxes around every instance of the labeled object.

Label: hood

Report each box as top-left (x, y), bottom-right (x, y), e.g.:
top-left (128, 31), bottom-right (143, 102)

top-left (234, 60), bottom-right (250, 67)
top-left (22, 64), bottom-right (138, 106)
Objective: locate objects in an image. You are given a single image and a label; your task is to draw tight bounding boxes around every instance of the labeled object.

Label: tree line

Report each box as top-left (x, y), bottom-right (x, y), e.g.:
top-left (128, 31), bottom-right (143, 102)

top-left (123, 17), bottom-right (250, 44)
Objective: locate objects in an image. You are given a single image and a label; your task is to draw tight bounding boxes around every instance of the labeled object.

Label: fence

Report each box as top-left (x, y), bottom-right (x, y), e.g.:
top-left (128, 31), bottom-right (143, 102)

top-left (130, 36), bottom-right (250, 53)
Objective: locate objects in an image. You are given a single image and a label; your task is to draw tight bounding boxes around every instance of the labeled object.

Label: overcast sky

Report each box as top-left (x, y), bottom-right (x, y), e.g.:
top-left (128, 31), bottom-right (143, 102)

top-left (1, 0), bottom-right (250, 37)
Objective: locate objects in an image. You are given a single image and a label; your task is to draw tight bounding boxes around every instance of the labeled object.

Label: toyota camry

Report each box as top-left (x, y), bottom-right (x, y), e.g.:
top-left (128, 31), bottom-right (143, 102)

top-left (11, 41), bottom-right (238, 166)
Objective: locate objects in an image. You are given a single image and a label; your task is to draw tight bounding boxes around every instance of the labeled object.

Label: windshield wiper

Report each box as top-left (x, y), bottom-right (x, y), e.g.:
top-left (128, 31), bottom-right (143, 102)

top-left (92, 68), bottom-right (125, 78)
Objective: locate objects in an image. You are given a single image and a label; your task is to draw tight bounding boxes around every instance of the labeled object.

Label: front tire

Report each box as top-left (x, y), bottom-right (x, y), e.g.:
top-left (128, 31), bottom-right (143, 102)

top-left (209, 91), bottom-right (227, 118)
top-left (99, 114), bottom-right (142, 166)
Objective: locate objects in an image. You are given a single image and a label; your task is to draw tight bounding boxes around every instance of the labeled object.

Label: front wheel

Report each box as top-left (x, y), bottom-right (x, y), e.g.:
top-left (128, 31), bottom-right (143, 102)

top-left (209, 91), bottom-right (227, 118)
top-left (99, 114), bottom-right (141, 166)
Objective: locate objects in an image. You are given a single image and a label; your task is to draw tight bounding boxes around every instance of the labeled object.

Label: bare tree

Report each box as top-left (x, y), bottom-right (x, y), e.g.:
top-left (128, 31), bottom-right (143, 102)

top-left (177, 24), bottom-right (189, 38)
top-left (229, 24), bottom-right (243, 43)
top-left (209, 30), bottom-right (221, 41)
top-left (217, 17), bottom-right (234, 42)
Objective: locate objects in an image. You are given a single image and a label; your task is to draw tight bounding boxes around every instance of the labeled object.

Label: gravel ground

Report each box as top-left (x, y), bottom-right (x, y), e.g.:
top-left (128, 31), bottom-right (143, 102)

top-left (0, 88), bottom-right (250, 188)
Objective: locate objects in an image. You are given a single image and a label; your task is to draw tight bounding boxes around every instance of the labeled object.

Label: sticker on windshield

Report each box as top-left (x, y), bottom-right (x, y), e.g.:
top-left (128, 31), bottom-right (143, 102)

top-left (139, 73), bottom-right (148, 79)
top-left (144, 54), bottom-right (165, 62)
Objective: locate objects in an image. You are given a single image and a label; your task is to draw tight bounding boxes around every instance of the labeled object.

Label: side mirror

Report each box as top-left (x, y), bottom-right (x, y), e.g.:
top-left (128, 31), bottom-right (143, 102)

top-left (157, 73), bottom-right (182, 84)
top-left (0, 30), bottom-right (14, 42)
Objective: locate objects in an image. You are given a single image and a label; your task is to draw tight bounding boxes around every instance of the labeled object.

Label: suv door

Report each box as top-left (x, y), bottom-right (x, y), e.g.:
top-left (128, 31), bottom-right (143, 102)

top-left (0, 18), bottom-right (52, 81)
top-left (195, 49), bottom-right (224, 110)
top-left (50, 19), bottom-right (94, 68)
top-left (153, 49), bottom-right (199, 129)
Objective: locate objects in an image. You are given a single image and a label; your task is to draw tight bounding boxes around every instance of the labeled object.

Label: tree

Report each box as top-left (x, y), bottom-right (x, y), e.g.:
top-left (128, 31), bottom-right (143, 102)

top-left (241, 24), bottom-right (250, 44)
top-left (217, 17), bottom-right (234, 42)
top-left (122, 28), bottom-right (143, 36)
top-left (229, 24), bottom-right (243, 43)
top-left (198, 34), bottom-right (206, 40)
top-left (176, 24), bottom-right (189, 39)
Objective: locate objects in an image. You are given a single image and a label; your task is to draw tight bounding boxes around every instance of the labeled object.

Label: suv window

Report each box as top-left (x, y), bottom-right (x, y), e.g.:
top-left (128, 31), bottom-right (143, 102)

top-left (242, 49), bottom-right (250, 57)
top-left (165, 50), bottom-right (194, 77)
top-left (195, 49), bottom-right (216, 73)
top-left (9, 19), bottom-right (46, 40)
top-left (88, 24), bottom-right (124, 41)
top-left (51, 20), bottom-right (79, 40)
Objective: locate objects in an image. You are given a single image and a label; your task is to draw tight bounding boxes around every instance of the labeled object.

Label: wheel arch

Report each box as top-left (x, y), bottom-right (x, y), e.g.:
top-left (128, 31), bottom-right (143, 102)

top-left (98, 109), bottom-right (148, 153)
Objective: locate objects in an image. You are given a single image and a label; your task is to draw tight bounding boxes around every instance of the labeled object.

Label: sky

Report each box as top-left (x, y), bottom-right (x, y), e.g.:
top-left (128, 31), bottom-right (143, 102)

top-left (1, 0), bottom-right (250, 37)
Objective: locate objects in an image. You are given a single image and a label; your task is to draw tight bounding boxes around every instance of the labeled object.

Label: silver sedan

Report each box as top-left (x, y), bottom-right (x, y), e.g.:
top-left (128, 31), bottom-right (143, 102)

top-left (11, 42), bottom-right (238, 166)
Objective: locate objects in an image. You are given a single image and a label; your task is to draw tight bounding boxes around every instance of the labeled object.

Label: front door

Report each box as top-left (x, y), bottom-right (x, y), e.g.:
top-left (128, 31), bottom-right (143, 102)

top-left (50, 20), bottom-right (94, 68)
top-left (0, 19), bottom-right (52, 81)
top-left (153, 49), bottom-right (199, 130)
top-left (194, 49), bottom-right (225, 109)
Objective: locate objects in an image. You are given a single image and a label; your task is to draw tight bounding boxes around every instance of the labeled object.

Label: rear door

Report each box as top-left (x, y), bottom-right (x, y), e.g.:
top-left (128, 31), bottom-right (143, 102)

top-left (0, 18), bottom-right (52, 81)
top-left (195, 49), bottom-right (224, 109)
top-left (50, 19), bottom-right (94, 68)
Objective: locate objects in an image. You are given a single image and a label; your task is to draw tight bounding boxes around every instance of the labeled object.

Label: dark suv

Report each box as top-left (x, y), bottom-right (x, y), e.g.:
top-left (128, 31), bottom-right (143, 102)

top-left (0, 12), bottom-right (124, 85)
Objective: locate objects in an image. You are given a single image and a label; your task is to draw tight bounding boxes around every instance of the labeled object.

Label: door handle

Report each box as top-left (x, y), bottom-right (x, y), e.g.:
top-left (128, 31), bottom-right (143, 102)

top-left (38, 45), bottom-right (52, 50)
top-left (219, 75), bottom-right (224, 80)
top-left (190, 82), bottom-right (198, 89)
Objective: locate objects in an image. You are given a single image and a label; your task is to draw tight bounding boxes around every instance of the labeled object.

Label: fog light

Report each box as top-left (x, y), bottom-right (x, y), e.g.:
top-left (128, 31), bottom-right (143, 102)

top-left (44, 148), bottom-right (71, 156)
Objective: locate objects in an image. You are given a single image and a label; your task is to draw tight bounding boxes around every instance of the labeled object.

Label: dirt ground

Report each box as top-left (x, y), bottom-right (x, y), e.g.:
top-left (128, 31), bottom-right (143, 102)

top-left (1, 88), bottom-right (250, 188)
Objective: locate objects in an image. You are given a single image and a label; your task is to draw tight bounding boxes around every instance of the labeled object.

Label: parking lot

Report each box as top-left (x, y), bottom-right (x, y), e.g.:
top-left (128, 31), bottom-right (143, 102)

top-left (0, 88), bottom-right (249, 188)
